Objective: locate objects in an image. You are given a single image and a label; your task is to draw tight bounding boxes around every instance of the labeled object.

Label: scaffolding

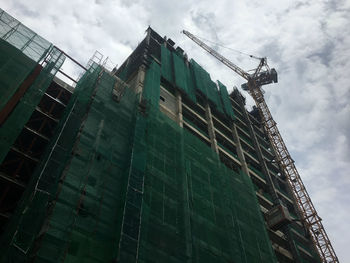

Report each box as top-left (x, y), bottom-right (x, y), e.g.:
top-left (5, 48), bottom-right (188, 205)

top-left (0, 8), bottom-right (66, 166)
top-left (0, 12), bottom-right (326, 263)
top-left (0, 8), bottom-right (52, 113)
top-left (0, 47), bottom-right (277, 263)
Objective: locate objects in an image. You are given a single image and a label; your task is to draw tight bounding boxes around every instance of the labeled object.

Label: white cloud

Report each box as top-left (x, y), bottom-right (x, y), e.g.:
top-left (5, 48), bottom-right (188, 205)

top-left (2, 0), bottom-right (350, 261)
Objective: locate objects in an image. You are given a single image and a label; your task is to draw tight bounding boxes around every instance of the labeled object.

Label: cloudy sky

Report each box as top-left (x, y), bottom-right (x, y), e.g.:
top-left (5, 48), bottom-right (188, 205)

top-left (2, 0), bottom-right (350, 261)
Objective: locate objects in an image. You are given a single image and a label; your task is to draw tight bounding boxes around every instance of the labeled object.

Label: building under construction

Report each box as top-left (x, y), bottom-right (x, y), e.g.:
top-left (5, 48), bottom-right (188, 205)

top-left (0, 9), bottom-right (337, 263)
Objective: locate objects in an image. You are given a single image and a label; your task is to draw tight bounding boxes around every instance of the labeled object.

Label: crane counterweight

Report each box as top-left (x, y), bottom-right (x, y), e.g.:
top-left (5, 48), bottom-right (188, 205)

top-left (242, 68), bottom-right (278, 91)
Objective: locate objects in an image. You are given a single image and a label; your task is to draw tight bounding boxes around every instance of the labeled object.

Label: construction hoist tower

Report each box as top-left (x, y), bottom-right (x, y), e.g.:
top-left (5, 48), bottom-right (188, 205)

top-left (182, 30), bottom-right (338, 263)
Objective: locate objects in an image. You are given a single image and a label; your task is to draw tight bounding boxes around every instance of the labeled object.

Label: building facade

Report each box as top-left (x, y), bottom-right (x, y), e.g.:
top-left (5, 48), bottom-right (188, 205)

top-left (0, 9), bottom-right (321, 263)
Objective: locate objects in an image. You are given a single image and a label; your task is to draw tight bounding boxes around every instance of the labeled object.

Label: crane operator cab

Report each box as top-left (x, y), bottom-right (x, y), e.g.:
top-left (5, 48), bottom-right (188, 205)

top-left (241, 68), bottom-right (278, 91)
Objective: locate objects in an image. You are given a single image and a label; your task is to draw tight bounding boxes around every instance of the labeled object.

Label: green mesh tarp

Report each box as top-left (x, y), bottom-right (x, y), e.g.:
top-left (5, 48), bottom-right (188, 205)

top-left (190, 59), bottom-right (224, 113)
top-left (218, 80), bottom-right (235, 119)
top-left (143, 60), bottom-right (161, 106)
top-left (1, 59), bottom-right (277, 262)
top-left (160, 44), bottom-right (173, 83)
top-left (125, 106), bottom-right (277, 263)
top-left (117, 113), bottom-right (147, 262)
top-left (0, 8), bottom-right (52, 111)
top-left (0, 65), bottom-right (142, 262)
top-left (34, 70), bottom-right (139, 263)
top-left (190, 58), bottom-right (209, 96)
top-left (1, 47), bottom-right (277, 262)
top-left (185, 63), bottom-right (197, 104)
top-left (161, 45), bottom-right (197, 103)
top-left (0, 63), bottom-right (104, 262)
top-left (0, 47), bottom-right (65, 164)
top-left (0, 40), bottom-right (37, 111)
top-left (172, 52), bottom-right (196, 103)
top-left (208, 80), bottom-right (224, 114)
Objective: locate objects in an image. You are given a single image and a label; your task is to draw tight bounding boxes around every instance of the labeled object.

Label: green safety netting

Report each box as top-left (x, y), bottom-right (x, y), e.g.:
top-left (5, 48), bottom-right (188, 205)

top-left (143, 60), bottom-right (161, 106)
top-left (190, 59), bottom-right (206, 95)
top-left (0, 62), bottom-right (104, 261)
top-left (208, 80), bottom-right (224, 114)
top-left (123, 59), bottom-right (275, 262)
top-left (190, 59), bottom-right (224, 113)
top-left (0, 8), bottom-right (52, 112)
top-left (0, 9), bottom-right (319, 262)
top-left (118, 103), bottom-right (277, 262)
top-left (34, 68), bottom-right (139, 263)
top-left (218, 80), bottom-right (235, 119)
top-left (160, 44), bottom-right (173, 83)
top-left (0, 63), bottom-right (137, 262)
top-left (172, 52), bottom-right (197, 103)
top-left (0, 8), bottom-right (60, 165)
top-left (0, 46), bottom-right (65, 164)
top-left (1, 57), bottom-right (277, 262)
top-left (185, 61), bottom-right (197, 104)
top-left (162, 45), bottom-right (229, 110)
top-left (0, 40), bottom-right (36, 110)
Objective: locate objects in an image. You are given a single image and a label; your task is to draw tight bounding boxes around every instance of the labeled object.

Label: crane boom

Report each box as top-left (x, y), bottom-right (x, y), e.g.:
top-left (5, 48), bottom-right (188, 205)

top-left (183, 30), bottom-right (338, 263)
top-left (182, 30), bottom-right (251, 80)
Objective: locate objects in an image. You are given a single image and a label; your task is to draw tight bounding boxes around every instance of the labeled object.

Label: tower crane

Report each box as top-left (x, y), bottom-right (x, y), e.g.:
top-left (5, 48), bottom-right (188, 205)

top-left (182, 30), bottom-right (338, 263)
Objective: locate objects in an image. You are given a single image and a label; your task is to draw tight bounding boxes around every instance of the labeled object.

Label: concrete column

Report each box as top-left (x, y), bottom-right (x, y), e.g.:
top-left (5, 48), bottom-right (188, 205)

top-left (240, 108), bottom-right (279, 202)
top-left (175, 91), bottom-right (183, 128)
top-left (232, 123), bottom-right (250, 176)
top-left (145, 26), bottom-right (152, 45)
top-left (205, 104), bottom-right (219, 154)
top-left (135, 65), bottom-right (146, 102)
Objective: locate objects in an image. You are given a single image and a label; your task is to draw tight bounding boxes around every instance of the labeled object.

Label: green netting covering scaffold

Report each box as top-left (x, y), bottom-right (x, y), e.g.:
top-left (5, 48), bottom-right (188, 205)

top-left (172, 52), bottom-right (196, 103)
top-left (190, 59), bottom-right (224, 113)
top-left (189, 59), bottom-right (208, 96)
top-left (2, 59), bottom-right (277, 262)
top-left (119, 56), bottom-right (276, 262)
top-left (0, 8), bottom-right (52, 112)
top-left (0, 63), bottom-right (142, 263)
top-left (0, 62), bottom-right (104, 261)
top-left (34, 69), bottom-right (139, 263)
top-left (122, 57), bottom-right (276, 262)
top-left (218, 80), bottom-right (235, 119)
top-left (0, 28), bottom-right (278, 260)
top-left (119, 106), bottom-right (277, 263)
top-left (0, 45), bottom-right (65, 164)
top-left (143, 60), bottom-right (161, 106)
top-left (208, 80), bottom-right (224, 114)
top-left (160, 44), bottom-right (173, 83)
top-left (0, 8), bottom-right (61, 165)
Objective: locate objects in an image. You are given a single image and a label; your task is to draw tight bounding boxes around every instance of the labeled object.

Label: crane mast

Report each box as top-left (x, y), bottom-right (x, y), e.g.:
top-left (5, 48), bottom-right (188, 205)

top-left (182, 30), bottom-right (338, 263)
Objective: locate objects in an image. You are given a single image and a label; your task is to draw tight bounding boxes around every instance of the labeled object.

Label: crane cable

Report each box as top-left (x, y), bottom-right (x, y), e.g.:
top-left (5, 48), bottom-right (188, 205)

top-left (183, 31), bottom-right (262, 60)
